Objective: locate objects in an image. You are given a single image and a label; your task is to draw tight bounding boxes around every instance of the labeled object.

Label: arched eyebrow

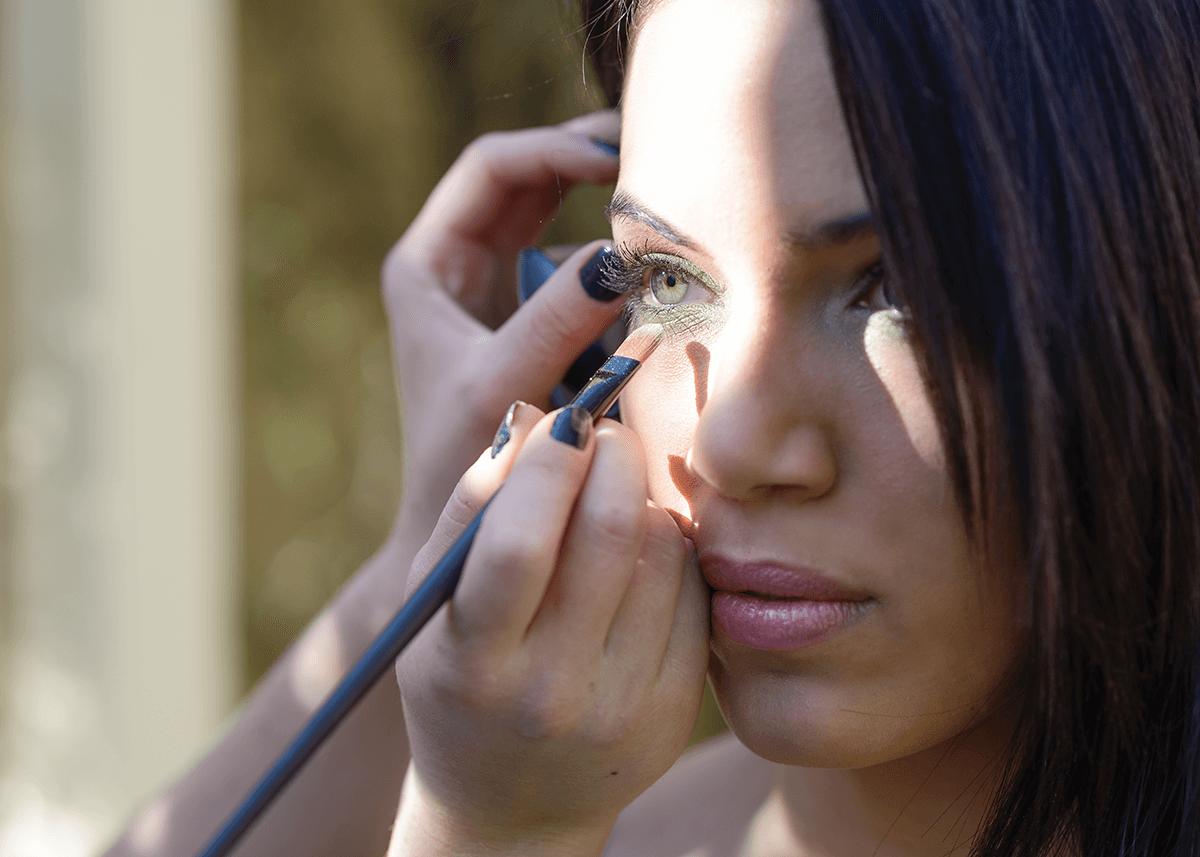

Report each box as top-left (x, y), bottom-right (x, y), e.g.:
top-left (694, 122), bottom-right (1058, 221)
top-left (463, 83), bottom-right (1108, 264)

top-left (605, 189), bottom-right (693, 248)
top-left (605, 188), bottom-right (875, 249)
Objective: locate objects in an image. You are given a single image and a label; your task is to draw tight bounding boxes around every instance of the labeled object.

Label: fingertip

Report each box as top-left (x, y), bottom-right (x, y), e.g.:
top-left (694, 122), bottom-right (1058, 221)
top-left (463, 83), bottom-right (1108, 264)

top-left (580, 245), bottom-right (623, 303)
top-left (550, 405), bottom-right (593, 451)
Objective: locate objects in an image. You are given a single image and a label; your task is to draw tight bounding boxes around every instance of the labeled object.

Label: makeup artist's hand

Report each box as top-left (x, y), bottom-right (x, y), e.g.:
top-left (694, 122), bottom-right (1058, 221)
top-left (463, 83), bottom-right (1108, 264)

top-left (382, 110), bottom-right (624, 548)
top-left (391, 403), bottom-right (710, 857)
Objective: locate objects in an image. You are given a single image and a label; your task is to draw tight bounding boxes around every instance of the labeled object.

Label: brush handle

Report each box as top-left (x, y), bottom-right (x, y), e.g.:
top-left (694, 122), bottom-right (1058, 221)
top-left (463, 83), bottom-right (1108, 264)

top-left (196, 499), bottom-right (492, 857)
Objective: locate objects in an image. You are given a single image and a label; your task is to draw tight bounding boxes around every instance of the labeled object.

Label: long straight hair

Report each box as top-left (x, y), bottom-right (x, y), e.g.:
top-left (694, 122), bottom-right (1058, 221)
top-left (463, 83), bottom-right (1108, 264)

top-left (579, 1), bottom-right (1200, 854)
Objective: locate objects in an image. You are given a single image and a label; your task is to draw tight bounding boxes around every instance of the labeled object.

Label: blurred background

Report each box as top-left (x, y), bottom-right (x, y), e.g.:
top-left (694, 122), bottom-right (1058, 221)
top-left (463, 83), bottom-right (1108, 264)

top-left (0, 1), bottom-right (723, 854)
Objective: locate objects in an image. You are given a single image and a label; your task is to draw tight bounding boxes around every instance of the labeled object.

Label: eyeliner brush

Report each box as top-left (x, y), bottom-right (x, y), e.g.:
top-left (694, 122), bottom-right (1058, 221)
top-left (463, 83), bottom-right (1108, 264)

top-left (197, 322), bottom-right (665, 857)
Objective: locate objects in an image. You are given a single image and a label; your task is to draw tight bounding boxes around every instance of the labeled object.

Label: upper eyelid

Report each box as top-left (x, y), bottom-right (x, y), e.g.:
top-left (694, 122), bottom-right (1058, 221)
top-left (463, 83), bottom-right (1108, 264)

top-left (612, 243), bottom-right (726, 297)
top-left (639, 252), bottom-right (725, 296)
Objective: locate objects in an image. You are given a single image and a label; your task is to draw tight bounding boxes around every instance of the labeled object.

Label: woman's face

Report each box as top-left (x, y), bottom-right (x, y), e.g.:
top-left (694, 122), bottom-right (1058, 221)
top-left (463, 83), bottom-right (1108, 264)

top-left (616, 0), bottom-right (1023, 767)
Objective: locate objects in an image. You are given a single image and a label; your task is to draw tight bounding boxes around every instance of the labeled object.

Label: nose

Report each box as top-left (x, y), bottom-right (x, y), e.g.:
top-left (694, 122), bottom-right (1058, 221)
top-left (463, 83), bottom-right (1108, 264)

top-left (687, 313), bottom-right (838, 503)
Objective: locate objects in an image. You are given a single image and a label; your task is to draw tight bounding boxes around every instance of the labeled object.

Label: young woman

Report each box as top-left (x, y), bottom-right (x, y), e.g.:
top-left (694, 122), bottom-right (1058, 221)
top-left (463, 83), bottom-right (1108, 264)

top-left (107, 0), bottom-right (1200, 855)
top-left (389, 0), bottom-right (1200, 854)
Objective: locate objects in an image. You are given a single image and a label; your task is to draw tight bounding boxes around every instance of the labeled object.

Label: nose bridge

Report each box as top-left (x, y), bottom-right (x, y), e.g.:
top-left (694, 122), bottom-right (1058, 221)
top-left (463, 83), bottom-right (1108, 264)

top-left (690, 301), bottom-right (837, 500)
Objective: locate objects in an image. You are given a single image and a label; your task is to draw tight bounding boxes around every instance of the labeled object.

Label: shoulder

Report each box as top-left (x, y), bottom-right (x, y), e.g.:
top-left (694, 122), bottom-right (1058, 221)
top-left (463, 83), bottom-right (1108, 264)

top-left (602, 732), bottom-right (778, 857)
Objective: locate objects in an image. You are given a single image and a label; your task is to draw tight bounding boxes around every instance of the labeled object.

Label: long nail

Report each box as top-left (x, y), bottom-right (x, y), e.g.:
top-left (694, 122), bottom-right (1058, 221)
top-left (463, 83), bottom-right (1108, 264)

top-left (550, 406), bottom-right (592, 450)
top-left (589, 138), bottom-right (620, 158)
top-left (580, 246), bottom-right (621, 303)
top-left (491, 401), bottom-right (527, 458)
top-left (516, 247), bottom-right (559, 303)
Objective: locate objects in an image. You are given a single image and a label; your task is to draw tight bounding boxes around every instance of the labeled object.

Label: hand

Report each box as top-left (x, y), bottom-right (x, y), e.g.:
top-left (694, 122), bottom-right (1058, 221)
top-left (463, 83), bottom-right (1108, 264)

top-left (382, 110), bottom-right (625, 544)
top-left (392, 404), bottom-right (711, 856)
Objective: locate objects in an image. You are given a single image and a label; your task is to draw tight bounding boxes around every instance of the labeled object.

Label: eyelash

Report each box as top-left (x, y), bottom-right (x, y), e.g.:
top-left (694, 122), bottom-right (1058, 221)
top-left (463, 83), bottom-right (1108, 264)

top-left (605, 239), bottom-right (722, 334)
top-left (851, 262), bottom-right (906, 315)
top-left (604, 240), bottom-right (905, 333)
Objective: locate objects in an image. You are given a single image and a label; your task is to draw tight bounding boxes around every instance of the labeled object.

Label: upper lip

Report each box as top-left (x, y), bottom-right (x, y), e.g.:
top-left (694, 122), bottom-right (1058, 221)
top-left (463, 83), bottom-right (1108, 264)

top-left (699, 555), bottom-right (873, 602)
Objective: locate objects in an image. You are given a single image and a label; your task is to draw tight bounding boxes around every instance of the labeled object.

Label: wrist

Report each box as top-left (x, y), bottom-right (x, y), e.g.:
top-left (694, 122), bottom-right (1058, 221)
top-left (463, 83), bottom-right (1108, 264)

top-left (388, 766), bottom-right (613, 857)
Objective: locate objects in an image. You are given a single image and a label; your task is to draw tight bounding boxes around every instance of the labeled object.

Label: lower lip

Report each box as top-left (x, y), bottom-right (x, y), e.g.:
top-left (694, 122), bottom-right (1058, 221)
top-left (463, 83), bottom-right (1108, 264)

top-left (711, 592), bottom-right (872, 651)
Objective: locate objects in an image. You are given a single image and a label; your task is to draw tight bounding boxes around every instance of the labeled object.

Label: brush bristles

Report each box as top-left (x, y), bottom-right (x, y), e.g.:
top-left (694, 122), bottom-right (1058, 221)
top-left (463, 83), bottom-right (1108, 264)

top-left (613, 323), bottom-right (665, 363)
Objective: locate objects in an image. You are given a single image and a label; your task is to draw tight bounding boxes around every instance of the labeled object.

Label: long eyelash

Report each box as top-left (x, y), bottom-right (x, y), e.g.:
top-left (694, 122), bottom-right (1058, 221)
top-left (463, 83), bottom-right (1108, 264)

top-left (605, 239), bottom-right (722, 337)
top-left (603, 237), bottom-right (660, 294)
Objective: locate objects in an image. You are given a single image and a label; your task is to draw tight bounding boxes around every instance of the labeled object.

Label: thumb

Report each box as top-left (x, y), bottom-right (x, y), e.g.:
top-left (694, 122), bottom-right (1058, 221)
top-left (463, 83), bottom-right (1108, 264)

top-left (487, 240), bottom-right (628, 407)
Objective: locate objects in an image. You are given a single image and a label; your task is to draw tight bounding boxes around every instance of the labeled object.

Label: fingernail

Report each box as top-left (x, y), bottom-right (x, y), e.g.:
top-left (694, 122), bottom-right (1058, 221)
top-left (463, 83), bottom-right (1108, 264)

top-left (516, 247), bottom-right (558, 303)
top-left (550, 406), bottom-right (592, 450)
top-left (580, 246), bottom-right (622, 303)
top-left (589, 138), bottom-right (620, 158)
top-left (491, 401), bottom-right (527, 458)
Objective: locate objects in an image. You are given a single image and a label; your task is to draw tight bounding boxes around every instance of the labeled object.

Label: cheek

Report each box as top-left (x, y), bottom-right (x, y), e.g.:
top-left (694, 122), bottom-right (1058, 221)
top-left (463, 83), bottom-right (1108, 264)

top-left (863, 312), bottom-right (943, 470)
top-left (621, 339), bottom-right (707, 519)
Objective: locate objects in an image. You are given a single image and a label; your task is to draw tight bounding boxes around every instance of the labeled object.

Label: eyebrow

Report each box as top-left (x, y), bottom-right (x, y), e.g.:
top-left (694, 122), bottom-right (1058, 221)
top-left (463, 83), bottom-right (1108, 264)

top-left (605, 189), bottom-right (876, 250)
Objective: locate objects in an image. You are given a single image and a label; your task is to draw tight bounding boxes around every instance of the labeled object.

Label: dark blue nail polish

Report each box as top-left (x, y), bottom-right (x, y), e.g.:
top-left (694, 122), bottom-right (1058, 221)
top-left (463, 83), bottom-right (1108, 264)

top-left (580, 246), bottom-right (621, 302)
top-left (589, 139), bottom-right (620, 158)
top-left (550, 406), bottom-right (592, 450)
top-left (491, 401), bottom-right (526, 458)
top-left (517, 247), bottom-right (559, 303)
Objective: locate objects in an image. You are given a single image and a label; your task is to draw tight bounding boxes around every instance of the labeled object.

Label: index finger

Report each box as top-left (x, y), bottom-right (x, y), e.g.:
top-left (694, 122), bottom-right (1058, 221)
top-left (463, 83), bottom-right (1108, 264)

top-left (396, 112), bottom-right (621, 274)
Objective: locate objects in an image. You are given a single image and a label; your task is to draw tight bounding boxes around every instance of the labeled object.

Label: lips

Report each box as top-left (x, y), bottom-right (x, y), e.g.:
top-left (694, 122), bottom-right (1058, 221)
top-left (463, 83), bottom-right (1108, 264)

top-left (699, 556), bottom-right (872, 602)
top-left (699, 555), bottom-right (874, 651)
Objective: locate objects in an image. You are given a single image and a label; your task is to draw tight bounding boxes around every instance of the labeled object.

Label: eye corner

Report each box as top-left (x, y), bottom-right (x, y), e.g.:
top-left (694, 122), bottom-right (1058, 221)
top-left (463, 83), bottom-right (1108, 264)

top-left (851, 259), bottom-right (907, 316)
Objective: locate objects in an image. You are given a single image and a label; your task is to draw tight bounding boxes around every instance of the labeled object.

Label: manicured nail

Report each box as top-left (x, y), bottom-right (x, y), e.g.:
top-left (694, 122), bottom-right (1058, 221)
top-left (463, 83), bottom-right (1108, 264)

top-left (589, 138), bottom-right (620, 158)
top-left (550, 406), bottom-right (592, 450)
top-left (516, 247), bottom-right (559, 303)
top-left (580, 246), bottom-right (621, 302)
top-left (491, 401), bottom-right (527, 458)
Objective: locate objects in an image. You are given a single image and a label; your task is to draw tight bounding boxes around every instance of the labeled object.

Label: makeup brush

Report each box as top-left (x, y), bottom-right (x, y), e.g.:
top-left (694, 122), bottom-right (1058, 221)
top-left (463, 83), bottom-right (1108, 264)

top-left (197, 323), bottom-right (665, 857)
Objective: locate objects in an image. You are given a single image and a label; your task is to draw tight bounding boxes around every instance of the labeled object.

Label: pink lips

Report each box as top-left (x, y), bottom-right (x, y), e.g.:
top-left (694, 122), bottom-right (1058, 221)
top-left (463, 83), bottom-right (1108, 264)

top-left (700, 556), bottom-right (873, 651)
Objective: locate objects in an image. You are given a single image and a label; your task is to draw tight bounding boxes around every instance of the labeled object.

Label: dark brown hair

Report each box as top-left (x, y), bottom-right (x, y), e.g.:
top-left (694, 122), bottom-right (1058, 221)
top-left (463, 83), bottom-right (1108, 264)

top-left (580, 0), bottom-right (1200, 854)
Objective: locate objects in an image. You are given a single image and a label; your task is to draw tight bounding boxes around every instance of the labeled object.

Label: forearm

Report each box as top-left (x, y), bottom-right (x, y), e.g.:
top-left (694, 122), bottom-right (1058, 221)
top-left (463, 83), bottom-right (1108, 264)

top-left (105, 527), bottom-right (423, 857)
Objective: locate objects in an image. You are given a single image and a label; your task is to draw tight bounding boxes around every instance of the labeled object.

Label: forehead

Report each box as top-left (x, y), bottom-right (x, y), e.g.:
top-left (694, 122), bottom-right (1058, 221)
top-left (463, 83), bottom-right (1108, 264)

top-left (620, 0), bottom-right (867, 259)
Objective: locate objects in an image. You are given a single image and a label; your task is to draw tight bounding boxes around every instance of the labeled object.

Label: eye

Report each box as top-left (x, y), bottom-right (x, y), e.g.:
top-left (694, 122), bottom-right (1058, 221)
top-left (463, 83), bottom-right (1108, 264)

top-left (853, 261), bottom-right (906, 314)
top-left (646, 265), bottom-right (691, 305)
top-left (633, 252), bottom-right (718, 307)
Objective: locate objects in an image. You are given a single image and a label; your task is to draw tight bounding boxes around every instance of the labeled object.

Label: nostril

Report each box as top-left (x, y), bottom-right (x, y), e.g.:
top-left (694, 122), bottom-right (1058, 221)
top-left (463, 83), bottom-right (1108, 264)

top-left (668, 452), bottom-right (702, 501)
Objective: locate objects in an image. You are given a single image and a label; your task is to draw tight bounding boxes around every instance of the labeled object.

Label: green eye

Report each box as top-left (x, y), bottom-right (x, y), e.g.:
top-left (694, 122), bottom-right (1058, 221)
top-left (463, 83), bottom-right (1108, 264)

top-left (647, 266), bottom-right (690, 305)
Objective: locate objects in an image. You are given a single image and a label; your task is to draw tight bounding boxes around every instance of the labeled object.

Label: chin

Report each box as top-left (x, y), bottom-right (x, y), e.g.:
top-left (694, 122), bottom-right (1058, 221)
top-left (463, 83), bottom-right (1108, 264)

top-left (709, 656), bottom-right (1006, 770)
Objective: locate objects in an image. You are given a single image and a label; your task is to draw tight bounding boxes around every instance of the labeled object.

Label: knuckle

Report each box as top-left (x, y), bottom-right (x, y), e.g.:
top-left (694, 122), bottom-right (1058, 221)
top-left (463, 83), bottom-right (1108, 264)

top-left (515, 676), bottom-right (583, 741)
top-left (379, 240), bottom-right (435, 317)
top-left (477, 524), bottom-right (546, 574)
top-left (581, 498), bottom-right (643, 552)
top-left (449, 655), bottom-right (509, 711)
top-left (444, 474), bottom-right (488, 529)
top-left (461, 131), bottom-right (512, 175)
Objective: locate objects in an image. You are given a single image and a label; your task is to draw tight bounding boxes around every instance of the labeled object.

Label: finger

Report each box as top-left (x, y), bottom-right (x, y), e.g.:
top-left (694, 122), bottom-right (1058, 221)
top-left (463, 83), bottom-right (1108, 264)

top-left (452, 407), bottom-right (596, 648)
top-left (541, 243), bottom-right (586, 266)
top-left (528, 420), bottom-right (648, 657)
top-left (603, 503), bottom-right (690, 674)
top-left (489, 241), bottom-right (627, 407)
top-left (657, 537), bottom-right (711, 688)
top-left (391, 116), bottom-right (620, 286)
top-left (405, 401), bottom-right (544, 598)
top-left (556, 109), bottom-right (621, 146)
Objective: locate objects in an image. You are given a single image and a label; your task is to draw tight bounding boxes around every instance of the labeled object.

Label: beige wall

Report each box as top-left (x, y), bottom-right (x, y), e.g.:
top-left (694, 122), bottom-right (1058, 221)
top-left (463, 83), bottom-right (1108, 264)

top-left (0, 1), bottom-right (239, 853)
